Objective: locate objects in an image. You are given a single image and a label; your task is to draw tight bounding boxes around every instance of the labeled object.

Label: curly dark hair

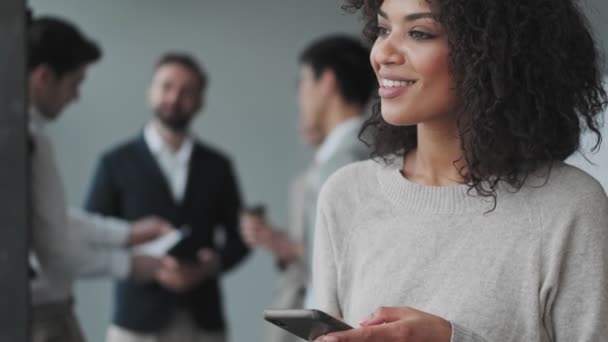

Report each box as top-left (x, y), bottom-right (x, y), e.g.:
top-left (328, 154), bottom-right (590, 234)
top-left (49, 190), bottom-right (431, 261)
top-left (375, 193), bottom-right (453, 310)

top-left (345, 0), bottom-right (607, 199)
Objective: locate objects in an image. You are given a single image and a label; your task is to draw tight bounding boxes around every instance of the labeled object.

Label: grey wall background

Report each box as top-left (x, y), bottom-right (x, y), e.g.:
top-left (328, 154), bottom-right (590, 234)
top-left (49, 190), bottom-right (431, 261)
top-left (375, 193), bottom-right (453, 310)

top-left (26, 1), bottom-right (608, 341)
top-left (28, 1), bottom-right (361, 341)
top-left (586, 0), bottom-right (608, 72)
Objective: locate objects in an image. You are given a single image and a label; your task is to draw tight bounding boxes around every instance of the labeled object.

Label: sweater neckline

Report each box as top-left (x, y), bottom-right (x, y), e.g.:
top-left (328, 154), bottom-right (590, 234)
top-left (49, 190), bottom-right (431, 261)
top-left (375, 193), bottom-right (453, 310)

top-left (376, 156), bottom-right (493, 214)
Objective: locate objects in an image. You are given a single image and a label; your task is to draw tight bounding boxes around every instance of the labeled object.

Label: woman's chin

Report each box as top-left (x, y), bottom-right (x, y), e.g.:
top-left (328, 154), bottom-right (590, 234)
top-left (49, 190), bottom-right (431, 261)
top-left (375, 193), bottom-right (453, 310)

top-left (381, 109), bottom-right (418, 127)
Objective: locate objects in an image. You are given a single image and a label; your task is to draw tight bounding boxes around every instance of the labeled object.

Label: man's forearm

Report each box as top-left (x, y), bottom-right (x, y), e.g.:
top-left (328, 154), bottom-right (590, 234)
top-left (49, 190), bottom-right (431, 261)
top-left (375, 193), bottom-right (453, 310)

top-left (268, 231), bottom-right (304, 266)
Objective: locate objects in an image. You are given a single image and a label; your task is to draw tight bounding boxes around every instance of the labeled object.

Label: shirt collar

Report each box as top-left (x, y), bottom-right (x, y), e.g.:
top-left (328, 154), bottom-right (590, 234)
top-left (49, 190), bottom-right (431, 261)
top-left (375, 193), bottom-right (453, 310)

top-left (315, 116), bottom-right (364, 164)
top-left (144, 122), bottom-right (193, 164)
top-left (29, 106), bottom-right (49, 134)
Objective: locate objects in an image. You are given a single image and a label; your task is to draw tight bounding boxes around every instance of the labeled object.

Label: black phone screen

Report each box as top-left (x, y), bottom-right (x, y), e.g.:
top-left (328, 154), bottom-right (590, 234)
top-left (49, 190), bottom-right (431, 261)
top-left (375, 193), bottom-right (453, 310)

top-left (264, 309), bottom-right (352, 341)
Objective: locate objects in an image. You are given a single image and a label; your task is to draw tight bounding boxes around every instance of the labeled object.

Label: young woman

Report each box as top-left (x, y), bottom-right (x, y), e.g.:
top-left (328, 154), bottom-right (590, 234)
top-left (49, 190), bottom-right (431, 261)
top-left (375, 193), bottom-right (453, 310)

top-left (312, 0), bottom-right (608, 341)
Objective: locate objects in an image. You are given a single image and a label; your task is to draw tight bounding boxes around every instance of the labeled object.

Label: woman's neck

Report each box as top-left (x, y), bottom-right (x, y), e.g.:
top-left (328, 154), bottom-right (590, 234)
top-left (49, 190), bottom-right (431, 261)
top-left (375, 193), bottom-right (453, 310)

top-left (402, 121), bottom-right (466, 186)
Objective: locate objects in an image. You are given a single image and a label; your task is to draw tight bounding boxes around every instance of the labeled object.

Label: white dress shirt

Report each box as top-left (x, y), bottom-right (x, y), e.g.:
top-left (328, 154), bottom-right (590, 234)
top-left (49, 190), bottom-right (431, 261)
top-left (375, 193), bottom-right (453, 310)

top-left (30, 109), bottom-right (131, 306)
top-left (143, 123), bottom-right (193, 203)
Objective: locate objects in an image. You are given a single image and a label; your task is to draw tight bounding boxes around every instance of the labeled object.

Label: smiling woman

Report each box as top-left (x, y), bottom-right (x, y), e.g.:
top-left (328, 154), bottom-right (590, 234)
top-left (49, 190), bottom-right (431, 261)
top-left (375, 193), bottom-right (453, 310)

top-left (311, 0), bottom-right (608, 341)
top-left (352, 0), bottom-right (607, 194)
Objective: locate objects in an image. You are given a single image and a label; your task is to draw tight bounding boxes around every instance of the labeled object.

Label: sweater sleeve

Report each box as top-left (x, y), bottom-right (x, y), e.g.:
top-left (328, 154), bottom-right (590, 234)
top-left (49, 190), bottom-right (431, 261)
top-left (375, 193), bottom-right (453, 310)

top-left (540, 185), bottom-right (608, 341)
top-left (312, 184), bottom-right (342, 317)
top-left (450, 322), bottom-right (489, 342)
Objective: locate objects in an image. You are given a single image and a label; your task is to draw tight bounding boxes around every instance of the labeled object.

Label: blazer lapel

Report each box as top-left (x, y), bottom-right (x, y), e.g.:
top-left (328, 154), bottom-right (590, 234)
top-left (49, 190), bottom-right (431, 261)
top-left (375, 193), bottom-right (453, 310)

top-left (134, 134), bottom-right (176, 204)
top-left (180, 142), bottom-right (207, 208)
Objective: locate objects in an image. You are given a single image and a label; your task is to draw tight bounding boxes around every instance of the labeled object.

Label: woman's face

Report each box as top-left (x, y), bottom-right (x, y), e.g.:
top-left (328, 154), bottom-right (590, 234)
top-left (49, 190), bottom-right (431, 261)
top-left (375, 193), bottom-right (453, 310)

top-left (371, 0), bottom-right (457, 127)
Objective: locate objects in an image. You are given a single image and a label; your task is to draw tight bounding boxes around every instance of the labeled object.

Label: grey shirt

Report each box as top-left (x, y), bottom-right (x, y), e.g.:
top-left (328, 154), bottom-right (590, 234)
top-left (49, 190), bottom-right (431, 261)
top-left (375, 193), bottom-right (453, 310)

top-left (313, 157), bottom-right (608, 341)
top-left (268, 118), bottom-right (368, 342)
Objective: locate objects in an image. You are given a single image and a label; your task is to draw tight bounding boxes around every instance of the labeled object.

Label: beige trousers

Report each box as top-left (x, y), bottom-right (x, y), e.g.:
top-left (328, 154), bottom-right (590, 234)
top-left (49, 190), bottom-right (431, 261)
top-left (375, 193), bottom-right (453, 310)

top-left (32, 300), bottom-right (85, 342)
top-left (105, 311), bottom-right (226, 342)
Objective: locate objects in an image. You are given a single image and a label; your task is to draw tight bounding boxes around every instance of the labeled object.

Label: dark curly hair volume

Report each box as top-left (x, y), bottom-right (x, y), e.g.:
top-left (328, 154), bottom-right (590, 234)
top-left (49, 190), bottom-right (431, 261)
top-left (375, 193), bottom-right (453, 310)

top-left (345, 0), bottom-right (607, 200)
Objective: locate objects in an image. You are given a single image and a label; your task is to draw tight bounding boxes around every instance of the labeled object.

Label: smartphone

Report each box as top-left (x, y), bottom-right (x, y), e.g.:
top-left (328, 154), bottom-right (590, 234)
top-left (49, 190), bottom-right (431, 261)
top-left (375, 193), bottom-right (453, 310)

top-left (167, 225), bottom-right (197, 263)
top-left (264, 309), bottom-right (352, 341)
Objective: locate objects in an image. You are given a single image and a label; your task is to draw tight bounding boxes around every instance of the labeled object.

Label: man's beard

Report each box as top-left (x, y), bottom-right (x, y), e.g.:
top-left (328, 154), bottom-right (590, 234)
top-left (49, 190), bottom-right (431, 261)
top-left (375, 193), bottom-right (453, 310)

top-left (155, 110), bottom-right (193, 133)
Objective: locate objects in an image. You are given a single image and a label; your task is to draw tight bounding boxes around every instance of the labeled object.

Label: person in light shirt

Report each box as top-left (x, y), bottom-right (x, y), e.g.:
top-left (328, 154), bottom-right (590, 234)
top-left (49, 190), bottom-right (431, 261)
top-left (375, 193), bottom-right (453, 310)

top-left (28, 15), bottom-right (173, 342)
top-left (239, 35), bottom-right (376, 342)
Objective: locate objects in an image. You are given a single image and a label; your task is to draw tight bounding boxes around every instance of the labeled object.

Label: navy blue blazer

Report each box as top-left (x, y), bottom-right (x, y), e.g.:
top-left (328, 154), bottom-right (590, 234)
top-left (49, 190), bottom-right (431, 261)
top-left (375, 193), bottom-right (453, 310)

top-left (85, 134), bottom-right (249, 333)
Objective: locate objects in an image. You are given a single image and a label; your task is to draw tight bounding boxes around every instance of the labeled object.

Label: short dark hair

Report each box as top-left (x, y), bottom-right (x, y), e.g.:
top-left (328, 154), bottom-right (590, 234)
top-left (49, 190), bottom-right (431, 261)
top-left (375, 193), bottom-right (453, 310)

top-left (155, 53), bottom-right (208, 91)
top-left (299, 35), bottom-right (376, 107)
top-left (28, 16), bottom-right (102, 76)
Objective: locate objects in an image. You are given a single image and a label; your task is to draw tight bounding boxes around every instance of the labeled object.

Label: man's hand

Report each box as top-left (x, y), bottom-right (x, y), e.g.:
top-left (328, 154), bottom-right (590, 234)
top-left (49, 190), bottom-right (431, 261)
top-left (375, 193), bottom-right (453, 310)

top-left (130, 255), bottom-right (163, 283)
top-left (239, 213), bottom-right (274, 247)
top-left (314, 307), bottom-right (452, 342)
top-left (127, 216), bottom-right (174, 246)
top-left (155, 248), bottom-right (218, 292)
top-left (271, 230), bottom-right (304, 265)
top-left (240, 213), bottom-right (303, 264)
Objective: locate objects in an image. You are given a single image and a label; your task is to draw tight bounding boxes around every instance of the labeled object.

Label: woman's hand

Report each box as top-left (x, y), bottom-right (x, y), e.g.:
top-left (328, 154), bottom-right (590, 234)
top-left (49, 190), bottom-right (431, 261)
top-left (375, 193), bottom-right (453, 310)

top-left (315, 306), bottom-right (452, 342)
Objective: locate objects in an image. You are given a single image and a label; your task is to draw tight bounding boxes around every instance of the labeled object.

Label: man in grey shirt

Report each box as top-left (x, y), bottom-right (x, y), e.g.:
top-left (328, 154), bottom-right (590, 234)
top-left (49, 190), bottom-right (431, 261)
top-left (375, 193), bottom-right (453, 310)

top-left (240, 35), bottom-right (376, 342)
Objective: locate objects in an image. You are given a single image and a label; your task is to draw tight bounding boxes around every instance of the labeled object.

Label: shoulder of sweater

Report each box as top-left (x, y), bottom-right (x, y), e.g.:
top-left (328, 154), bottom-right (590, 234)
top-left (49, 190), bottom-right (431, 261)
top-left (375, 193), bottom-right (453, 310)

top-left (318, 159), bottom-right (380, 206)
top-left (527, 162), bottom-right (605, 202)
top-left (531, 163), bottom-right (608, 258)
top-left (516, 162), bottom-right (607, 219)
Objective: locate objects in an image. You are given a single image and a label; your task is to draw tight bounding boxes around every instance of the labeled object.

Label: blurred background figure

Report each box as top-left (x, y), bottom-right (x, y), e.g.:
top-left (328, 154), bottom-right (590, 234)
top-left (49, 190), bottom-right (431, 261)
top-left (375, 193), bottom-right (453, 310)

top-left (240, 35), bottom-right (376, 342)
top-left (28, 15), bottom-right (173, 342)
top-left (86, 53), bottom-right (249, 342)
top-left (18, 1), bottom-right (607, 341)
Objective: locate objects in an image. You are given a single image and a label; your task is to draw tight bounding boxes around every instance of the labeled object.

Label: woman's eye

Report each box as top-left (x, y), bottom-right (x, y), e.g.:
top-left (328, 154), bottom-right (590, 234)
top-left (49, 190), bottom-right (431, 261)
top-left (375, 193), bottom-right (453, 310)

top-left (374, 26), bottom-right (390, 37)
top-left (409, 30), bottom-right (435, 40)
